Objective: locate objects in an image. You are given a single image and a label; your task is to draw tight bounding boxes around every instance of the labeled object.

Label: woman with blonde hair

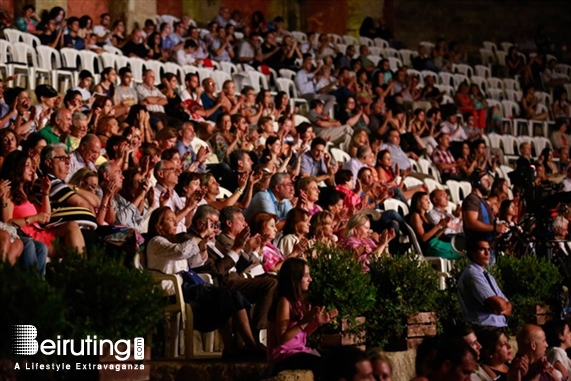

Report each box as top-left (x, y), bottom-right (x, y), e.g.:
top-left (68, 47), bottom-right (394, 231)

top-left (368, 349), bottom-right (393, 381)
top-left (95, 116), bottom-right (120, 146)
top-left (342, 213), bottom-right (394, 270)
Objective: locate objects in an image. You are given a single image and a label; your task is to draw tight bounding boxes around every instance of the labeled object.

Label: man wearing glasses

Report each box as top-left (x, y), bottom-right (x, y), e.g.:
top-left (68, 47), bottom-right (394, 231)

top-left (153, 160), bottom-right (202, 234)
top-left (244, 173), bottom-right (294, 230)
top-left (67, 134), bottom-right (101, 182)
top-left (457, 240), bottom-right (511, 328)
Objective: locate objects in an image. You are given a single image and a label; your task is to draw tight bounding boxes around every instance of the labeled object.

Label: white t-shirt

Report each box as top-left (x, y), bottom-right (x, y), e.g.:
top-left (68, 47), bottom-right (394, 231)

top-left (547, 347), bottom-right (571, 374)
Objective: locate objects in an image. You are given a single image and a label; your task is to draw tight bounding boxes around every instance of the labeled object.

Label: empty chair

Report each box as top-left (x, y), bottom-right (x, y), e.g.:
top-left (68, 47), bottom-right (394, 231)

top-left (474, 65), bottom-right (491, 78)
top-left (245, 70), bottom-right (269, 93)
top-left (368, 55), bottom-right (382, 67)
top-left (496, 51), bottom-right (507, 67)
top-left (279, 68), bottom-right (296, 80)
top-left (79, 50), bottom-right (103, 80)
top-left (21, 33), bottom-right (41, 48)
top-left (383, 47), bottom-right (400, 58)
top-left (479, 49), bottom-right (495, 66)
top-left (453, 63), bottom-right (474, 78)
top-left (342, 35), bottom-right (359, 46)
top-left (36, 45), bottom-right (76, 91)
top-left (504, 89), bottom-right (522, 103)
top-left (482, 41), bottom-right (497, 53)
top-left (399, 49), bottom-right (417, 67)
top-left (383, 198), bottom-right (409, 216)
top-left (487, 133), bottom-right (502, 150)
top-left (59, 47), bottom-right (82, 70)
top-left (290, 31), bottom-right (307, 43)
top-left (486, 88), bottom-right (504, 102)
top-left (501, 100), bottom-right (528, 135)
top-left (9, 42), bottom-right (48, 89)
top-left (360, 36), bottom-right (374, 47)
top-left (486, 77), bottom-right (504, 90)
top-left (387, 57), bottom-right (402, 71)
top-left (374, 38), bottom-right (389, 49)
top-left (500, 135), bottom-right (519, 161)
top-left (532, 137), bottom-right (551, 155)
top-left (330, 148), bottom-right (350, 165)
top-left (3, 29), bottom-right (23, 43)
top-left (438, 72), bottom-right (454, 86)
top-left (368, 46), bottom-right (382, 56)
top-left (100, 52), bottom-right (118, 72)
top-left (129, 57), bottom-right (146, 84)
top-left (503, 78), bottom-right (521, 92)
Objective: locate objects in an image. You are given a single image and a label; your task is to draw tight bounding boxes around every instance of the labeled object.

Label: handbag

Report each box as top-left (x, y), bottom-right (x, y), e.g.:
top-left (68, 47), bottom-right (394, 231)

top-left (181, 269), bottom-right (206, 286)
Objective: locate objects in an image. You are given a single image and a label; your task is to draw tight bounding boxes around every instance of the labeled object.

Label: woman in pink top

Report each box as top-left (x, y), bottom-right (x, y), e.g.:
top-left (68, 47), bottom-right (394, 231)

top-left (250, 212), bottom-right (309, 273)
top-left (342, 213), bottom-right (394, 271)
top-left (267, 257), bottom-right (338, 377)
top-left (0, 151), bottom-right (85, 257)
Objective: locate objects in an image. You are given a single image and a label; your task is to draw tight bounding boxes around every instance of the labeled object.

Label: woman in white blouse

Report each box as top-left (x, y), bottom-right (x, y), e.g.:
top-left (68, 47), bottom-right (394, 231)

top-left (145, 206), bottom-right (261, 356)
top-left (545, 319), bottom-right (571, 379)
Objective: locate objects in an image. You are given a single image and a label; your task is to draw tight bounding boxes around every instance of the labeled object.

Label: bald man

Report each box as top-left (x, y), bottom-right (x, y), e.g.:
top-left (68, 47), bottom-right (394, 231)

top-left (513, 324), bottom-right (561, 381)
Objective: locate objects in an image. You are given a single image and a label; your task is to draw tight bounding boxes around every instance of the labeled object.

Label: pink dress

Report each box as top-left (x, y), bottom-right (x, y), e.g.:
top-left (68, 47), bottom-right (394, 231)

top-left (262, 242), bottom-right (285, 272)
top-left (267, 300), bottom-right (313, 370)
top-left (342, 236), bottom-right (377, 271)
top-left (12, 201), bottom-right (56, 246)
top-left (335, 184), bottom-right (362, 210)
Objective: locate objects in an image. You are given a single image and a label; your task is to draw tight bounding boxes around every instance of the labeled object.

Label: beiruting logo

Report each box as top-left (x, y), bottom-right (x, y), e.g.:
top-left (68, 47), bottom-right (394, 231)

top-left (12, 325), bottom-right (145, 372)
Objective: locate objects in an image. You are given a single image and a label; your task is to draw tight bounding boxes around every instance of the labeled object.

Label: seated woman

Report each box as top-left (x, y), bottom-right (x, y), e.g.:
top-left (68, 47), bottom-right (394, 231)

top-left (1, 151), bottom-right (85, 257)
top-left (114, 168), bottom-right (156, 231)
top-left (0, 129), bottom-right (19, 169)
top-left (309, 211), bottom-right (338, 244)
top-left (336, 96), bottom-right (370, 133)
top-left (409, 108), bottom-right (438, 154)
top-left (551, 119), bottom-right (570, 152)
top-left (455, 82), bottom-right (484, 128)
top-left (241, 87), bottom-right (264, 126)
top-left (160, 73), bottom-right (192, 122)
top-left (145, 206), bottom-right (261, 356)
top-left (297, 177), bottom-right (322, 216)
top-left (200, 172), bottom-right (257, 210)
top-left (259, 136), bottom-right (295, 175)
top-left (538, 147), bottom-right (560, 179)
top-left (267, 257), bottom-right (337, 377)
top-left (250, 212), bottom-right (309, 273)
top-left (210, 113), bottom-right (237, 163)
top-left (409, 192), bottom-right (459, 260)
top-left (277, 208), bottom-right (311, 258)
top-left (490, 178), bottom-right (510, 203)
top-left (521, 85), bottom-right (549, 121)
top-left (335, 170), bottom-right (363, 212)
top-left (553, 87), bottom-right (571, 121)
top-left (544, 319), bottom-right (571, 379)
top-left (375, 149), bottom-right (417, 203)
top-left (93, 67), bottom-right (129, 119)
top-left (477, 328), bottom-right (514, 381)
top-left (342, 213), bottom-right (395, 271)
top-left (469, 84), bottom-right (488, 130)
top-left (347, 129), bottom-right (370, 158)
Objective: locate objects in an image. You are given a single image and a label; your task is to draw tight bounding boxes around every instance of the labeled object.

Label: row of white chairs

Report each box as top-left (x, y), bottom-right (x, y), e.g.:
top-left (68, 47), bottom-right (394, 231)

top-left (485, 133), bottom-right (552, 162)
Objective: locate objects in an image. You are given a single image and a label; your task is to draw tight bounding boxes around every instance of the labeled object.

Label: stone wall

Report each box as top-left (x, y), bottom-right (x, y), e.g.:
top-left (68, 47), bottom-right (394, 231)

top-left (392, 0), bottom-right (568, 51)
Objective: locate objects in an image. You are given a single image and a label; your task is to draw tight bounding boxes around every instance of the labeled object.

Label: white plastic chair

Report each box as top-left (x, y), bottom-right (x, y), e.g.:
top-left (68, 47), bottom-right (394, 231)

top-left (10, 42), bottom-right (48, 89)
top-left (486, 88), bottom-right (504, 102)
top-left (501, 42), bottom-right (513, 52)
top-left (399, 49), bottom-right (417, 67)
top-left (452, 74), bottom-right (470, 89)
top-left (438, 72), bottom-right (454, 86)
top-left (275, 77), bottom-right (309, 114)
top-left (387, 57), bottom-right (401, 71)
top-left (342, 35), bottom-right (359, 46)
top-left (474, 65), bottom-right (491, 78)
top-left (130, 57), bottom-right (147, 85)
top-left (486, 77), bottom-right (504, 91)
top-left (374, 38), bottom-right (389, 49)
top-left (165, 62), bottom-right (186, 88)
top-left (503, 78), bottom-right (521, 92)
top-left (279, 68), bottom-right (296, 80)
top-left (144, 60), bottom-right (166, 85)
top-left (383, 198), bottom-right (409, 216)
top-left (419, 41), bottom-right (435, 51)
top-left (458, 182), bottom-right (472, 200)
top-left (479, 49), bottom-right (495, 66)
top-left (291, 31), bottom-right (307, 43)
top-left (382, 47), bottom-right (400, 59)
top-left (220, 61), bottom-right (240, 76)
top-left (212, 70), bottom-right (232, 93)
top-left (501, 100), bottom-right (529, 136)
top-left (360, 36), bottom-right (374, 47)
top-left (482, 41), bottom-right (497, 53)
top-left (504, 89), bottom-right (522, 103)
top-left (423, 178), bottom-right (444, 194)
top-left (217, 187), bottom-right (233, 199)
top-left (330, 148), bottom-right (350, 165)
top-left (104, 45), bottom-right (123, 55)
top-left (445, 180), bottom-right (462, 204)
top-left (36, 45), bottom-right (75, 91)
top-left (79, 50), bottom-right (103, 81)
top-left (500, 135), bottom-right (519, 161)
top-left (21, 33), bottom-right (41, 48)
top-left (3, 29), bottom-right (23, 43)
top-left (453, 63), bottom-right (474, 78)
top-left (470, 75), bottom-right (487, 94)
top-left (496, 51), bottom-right (507, 67)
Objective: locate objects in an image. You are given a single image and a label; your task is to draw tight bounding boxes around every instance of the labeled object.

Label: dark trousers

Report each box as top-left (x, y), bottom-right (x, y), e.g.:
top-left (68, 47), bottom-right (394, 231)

top-left (226, 275), bottom-right (277, 330)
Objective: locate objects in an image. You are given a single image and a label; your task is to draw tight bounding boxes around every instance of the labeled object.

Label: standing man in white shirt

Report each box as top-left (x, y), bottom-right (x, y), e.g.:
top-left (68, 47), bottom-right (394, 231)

top-left (295, 54), bottom-right (336, 116)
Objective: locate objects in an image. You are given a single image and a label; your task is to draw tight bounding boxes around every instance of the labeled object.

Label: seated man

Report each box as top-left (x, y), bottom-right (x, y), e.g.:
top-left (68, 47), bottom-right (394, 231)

top-left (431, 133), bottom-right (461, 182)
top-left (122, 29), bottom-right (151, 59)
top-left (380, 129), bottom-right (419, 172)
top-left (299, 137), bottom-right (336, 184)
top-left (307, 99), bottom-right (353, 147)
top-left (295, 54), bottom-right (336, 115)
top-left (427, 189), bottom-right (462, 235)
top-left (514, 324), bottom-right (561, 381)
top-left (67, 134), bottom-right (101, 182)
top-left (244, 173), bottom-right (294, 230)
top-left (457, 239), bottom-right (511, 328)
top-left (440, 112), bottom-right (468, 143)
top-left (200, 206), bottom-right (277, 334)
top-left (39, 108), bottom-right (73, 151)
top-left (152, 160), bottom-right (197, 233)
top-left (116, 67), bottom-right (139, 107)
top-left (357, 45), bottom-right (375, 72)
top-left (200, 78), bottom-right (225, 122)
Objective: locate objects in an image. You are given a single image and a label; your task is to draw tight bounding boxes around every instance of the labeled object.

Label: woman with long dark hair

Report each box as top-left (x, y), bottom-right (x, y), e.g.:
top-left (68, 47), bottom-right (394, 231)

top-left (0, 150), bottom-right (85, 257)
top-left (267, 257), bottom-right (337, 377)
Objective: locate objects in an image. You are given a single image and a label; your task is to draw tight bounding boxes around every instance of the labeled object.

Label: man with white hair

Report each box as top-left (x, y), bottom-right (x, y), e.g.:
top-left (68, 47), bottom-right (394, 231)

top-left (67, 134), bottom-right (101, 182)
top-left (136, 69), bottom-right (167, 113)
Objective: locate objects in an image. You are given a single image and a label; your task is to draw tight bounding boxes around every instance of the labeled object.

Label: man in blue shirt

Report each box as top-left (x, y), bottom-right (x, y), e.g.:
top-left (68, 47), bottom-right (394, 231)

top-left (457, 240), bottom-right (511, 328)
top-left (244, 173), bottom-right (294, 230)
top-left (299, 137), bottom-right (334, 184)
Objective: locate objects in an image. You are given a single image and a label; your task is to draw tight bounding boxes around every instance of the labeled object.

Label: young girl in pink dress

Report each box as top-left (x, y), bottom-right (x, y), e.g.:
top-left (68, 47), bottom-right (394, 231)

top-left (266, 257), bottom-right (338, 377)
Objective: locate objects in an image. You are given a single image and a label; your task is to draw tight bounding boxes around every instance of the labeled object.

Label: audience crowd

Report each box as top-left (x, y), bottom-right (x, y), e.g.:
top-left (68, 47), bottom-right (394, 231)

top-left (2, 6), bottom-right (571, 381)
